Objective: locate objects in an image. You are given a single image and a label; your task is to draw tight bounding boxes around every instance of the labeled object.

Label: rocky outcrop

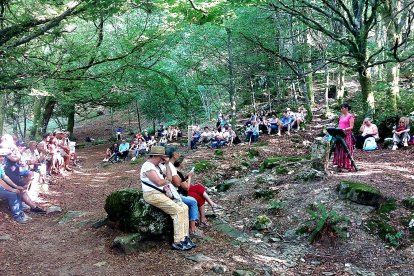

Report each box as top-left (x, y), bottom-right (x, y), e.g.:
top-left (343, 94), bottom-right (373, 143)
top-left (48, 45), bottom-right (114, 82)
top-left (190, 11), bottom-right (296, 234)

top-left (104, 188), bottom-right (173, 253)
top-left (310, 137), bottom-right (330, 173)
top-left (337, 180), bottom-right (383, 207)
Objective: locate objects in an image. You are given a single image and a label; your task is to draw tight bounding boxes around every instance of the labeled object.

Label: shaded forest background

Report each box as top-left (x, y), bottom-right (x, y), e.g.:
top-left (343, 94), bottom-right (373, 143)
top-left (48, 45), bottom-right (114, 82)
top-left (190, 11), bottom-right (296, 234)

top-left (1, 0), bottom-right (414, 140)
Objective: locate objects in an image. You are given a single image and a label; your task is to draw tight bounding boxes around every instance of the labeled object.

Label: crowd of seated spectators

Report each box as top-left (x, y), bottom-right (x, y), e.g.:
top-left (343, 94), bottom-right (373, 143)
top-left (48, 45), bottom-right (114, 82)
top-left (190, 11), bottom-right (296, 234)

top-left (0, 131), bottom-right (79, 223)
top-left (190, 116), bottom-right (241, 150)
top-left (104, 125), bottom-right (184, 162)
top-left (243, 107), bottom-right (306, 143)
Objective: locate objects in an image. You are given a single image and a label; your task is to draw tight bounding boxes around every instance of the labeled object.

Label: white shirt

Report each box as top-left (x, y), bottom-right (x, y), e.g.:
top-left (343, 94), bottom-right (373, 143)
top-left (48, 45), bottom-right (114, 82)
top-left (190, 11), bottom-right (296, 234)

top-left (140, 161), bottom-right (164, 192)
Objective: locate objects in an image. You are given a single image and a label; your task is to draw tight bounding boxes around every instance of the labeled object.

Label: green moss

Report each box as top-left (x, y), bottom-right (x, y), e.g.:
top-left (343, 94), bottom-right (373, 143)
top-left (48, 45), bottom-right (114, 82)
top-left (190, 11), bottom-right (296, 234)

top-left (92, 139), bottom-right (106, 145)
top-left (253, 215), bottom-right (272, 230)
top-left (214, 149), bottom-right (224, 156)
top-left (338, 180), bottom-right (381, 196)
top-left (268, 200), bottom-right (285, 211)
top-left (366, 218), bottom-right (398, 240)
top-left (194, 160), bottom-right (214, 173)
top-left (247, 149), bottom-right (259, 159)
top-left (402, 197), bottom-right (414, 210)
top-left (276, 166), bottom-right (289, 175)
top-left (260, 155), bottom-right (310, 171)
top-left (378, 198), bottom-right (397, 215)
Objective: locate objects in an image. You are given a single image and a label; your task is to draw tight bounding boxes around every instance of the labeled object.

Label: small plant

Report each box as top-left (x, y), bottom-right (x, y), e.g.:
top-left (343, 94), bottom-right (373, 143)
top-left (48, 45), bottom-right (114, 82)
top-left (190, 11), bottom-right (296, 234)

top-left (385, 231), bottom-right (403, 248)
top-left (297, 202), bottom-right (349, 243)
top-left (253, 215), bottom-right (272, 230)
top-left (247, 149), bottom-right (259, 159)
top-left (268, 200), bottom-right (285, 211)
top-left (214, 149), bottom-right (224, 156)
top-left (194, 160), bottom-right (214, 173)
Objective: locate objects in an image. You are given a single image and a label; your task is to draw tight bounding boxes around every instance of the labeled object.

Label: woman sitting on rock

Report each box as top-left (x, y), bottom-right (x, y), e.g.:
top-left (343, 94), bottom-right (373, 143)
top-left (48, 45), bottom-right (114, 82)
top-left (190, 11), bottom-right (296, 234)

top-left (392, 117), bottom-right (410, 150)
top-left (140, 146), bottom-right (195, 251)
top-left (173, 156), bottom-right (221, 227)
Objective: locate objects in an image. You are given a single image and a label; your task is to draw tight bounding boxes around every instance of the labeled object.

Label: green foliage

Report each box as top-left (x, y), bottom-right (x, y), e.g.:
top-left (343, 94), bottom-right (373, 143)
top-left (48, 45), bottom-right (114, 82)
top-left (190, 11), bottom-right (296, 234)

top-left (253, 215), bottom-right (272, 230)
top-left (92, 139), bottom-right (107, 145)
top-left (254, 189), bottom-right (274, 200)
top-left (275, 166), bottom-right (288, 175)
top-left (194, 160), bottom-right (214, 173)
top-left (402, 197), bottom-right (414, 210)
top-left (268, 200), bottom-right (285, 211)
top-left (378, 198), bottom-right (397, 216)
top-left (385, 232), bottom-right (404, 248)
top-left (214, 149), bottom-right (224, 156)
top-left (260, 155), bottom-right (309, 171)
top-left (247, 149), bottom-right (259, 159)
top-left (297, 203), bottom-right (349, 243)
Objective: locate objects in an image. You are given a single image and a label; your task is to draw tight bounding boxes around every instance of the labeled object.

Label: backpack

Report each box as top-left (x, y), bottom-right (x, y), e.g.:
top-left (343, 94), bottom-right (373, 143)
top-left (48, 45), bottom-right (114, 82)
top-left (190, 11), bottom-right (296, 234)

top-left (363, 137), bottom-right (377, 151)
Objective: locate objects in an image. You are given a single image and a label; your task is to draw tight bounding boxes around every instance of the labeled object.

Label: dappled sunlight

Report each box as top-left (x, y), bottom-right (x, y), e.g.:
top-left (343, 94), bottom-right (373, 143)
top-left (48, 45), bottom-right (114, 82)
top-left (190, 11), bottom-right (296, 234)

top-left (125, 170), bottom-right (138, 173)
top-left (96, 172), bottom-right (113, 176)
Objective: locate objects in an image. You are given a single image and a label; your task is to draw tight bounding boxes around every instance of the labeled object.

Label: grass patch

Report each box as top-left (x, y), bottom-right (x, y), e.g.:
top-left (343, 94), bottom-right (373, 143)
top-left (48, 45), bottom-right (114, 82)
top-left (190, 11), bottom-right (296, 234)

top-left (214, 149), bottom-right (224, 156)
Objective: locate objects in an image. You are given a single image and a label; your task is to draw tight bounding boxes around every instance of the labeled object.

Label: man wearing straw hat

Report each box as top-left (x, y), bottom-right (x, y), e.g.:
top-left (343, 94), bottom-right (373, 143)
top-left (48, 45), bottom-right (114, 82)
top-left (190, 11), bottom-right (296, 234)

top-left (140, 146), bottom-right (195, 251)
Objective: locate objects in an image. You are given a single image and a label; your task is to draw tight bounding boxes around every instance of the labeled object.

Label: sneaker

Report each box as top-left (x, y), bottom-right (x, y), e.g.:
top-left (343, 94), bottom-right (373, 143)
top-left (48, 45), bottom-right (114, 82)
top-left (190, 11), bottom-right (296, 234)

top-left (14, 213), bottom-right (31, 224)
top-left (171, 241), bottom-right (191, 251)
top-left (131, 157), bottom-right (136, 161)
top-left (404, 142), bottom-right (408, 147)
top-left (184, 236), bottom-right (196, 249)
top-left (392, 145), bottom-right (398, 150)
top-left (103, 158), bottom-right (108, 162)
top-left (30, 206), bottom-right (46, 214)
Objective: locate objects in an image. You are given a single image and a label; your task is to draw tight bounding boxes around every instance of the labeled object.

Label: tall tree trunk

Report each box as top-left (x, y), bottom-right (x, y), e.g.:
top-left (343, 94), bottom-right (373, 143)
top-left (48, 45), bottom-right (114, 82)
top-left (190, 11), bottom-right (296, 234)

top-left (358, 68), bottom-right (375, 117)
top-left (66, 103), bottom-right (75, 140)
top-left (0, 94), bottom-right (6, 135)
top-left (135, 100), bottom-right (142, 133)
top-left (325, 65), bottom-right (330, 113)
top-left (250, 78), bottom-right (256, 113)
top-left (41, 97), bottom-right (56, 135)
top-left (300, 77), bottom-right (313, 121)
top-left (305, 32), bottom-right (314, 106)
top-left (336, 65), bottom-right (345, 104)
top-left (226, 27), bottom-right (236, 126)
top-left (30, 98), bottom-right (45, 139)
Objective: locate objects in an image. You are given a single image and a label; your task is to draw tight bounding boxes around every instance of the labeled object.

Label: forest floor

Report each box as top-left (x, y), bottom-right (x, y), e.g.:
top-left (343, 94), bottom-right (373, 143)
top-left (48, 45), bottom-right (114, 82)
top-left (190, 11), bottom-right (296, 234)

top-left (1, 112), bottom-right (414, 275)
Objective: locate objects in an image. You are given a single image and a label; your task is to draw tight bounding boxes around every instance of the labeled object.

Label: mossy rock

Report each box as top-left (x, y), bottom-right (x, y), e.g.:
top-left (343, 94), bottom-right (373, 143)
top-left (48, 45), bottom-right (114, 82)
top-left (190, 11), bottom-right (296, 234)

top-left (104, 188), bottom-right (172, 240)
top-left (337, 180), bottom-right (383, 207)
top-left (214, 149), bottom-right (224, 156)
top-left (260, 155), bottom-right (308, 171)
top-left (194, 160), bottom-right (215, 173)
top-left (275, 166), bottom-right (289, 175)
top-left (295, 169), bottom-right (325, 182)
top-left (402, 197), bottom-right (414, 210)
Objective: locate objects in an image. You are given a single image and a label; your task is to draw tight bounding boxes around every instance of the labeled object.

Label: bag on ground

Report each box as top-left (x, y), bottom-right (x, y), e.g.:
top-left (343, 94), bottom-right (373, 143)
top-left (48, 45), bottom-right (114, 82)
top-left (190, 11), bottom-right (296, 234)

top-left (363, 137), bottom-right (377, 151)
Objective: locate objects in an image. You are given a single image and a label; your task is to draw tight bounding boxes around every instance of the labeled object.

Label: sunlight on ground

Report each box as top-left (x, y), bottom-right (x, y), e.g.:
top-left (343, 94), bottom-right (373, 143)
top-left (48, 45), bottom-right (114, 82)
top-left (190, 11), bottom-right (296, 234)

top-left (125, 170), bottom-right (137, 173)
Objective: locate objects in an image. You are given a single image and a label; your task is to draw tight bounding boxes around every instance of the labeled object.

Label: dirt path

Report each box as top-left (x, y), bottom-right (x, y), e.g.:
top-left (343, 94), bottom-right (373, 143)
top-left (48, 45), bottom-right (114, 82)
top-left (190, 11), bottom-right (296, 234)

top-left (1, 132), bottom-right (414, 275)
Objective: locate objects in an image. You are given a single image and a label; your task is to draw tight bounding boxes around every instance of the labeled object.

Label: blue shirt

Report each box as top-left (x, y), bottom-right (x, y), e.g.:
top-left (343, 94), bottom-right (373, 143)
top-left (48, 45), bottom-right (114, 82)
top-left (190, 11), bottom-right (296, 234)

top-left (118, 143), bottom-right (129, 152)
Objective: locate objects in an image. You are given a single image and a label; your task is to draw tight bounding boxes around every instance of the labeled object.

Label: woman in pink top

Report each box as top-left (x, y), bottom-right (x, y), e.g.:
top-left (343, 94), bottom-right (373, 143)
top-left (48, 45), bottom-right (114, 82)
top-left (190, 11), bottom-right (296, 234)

top-left (333, 103), bottom-right (355, 171)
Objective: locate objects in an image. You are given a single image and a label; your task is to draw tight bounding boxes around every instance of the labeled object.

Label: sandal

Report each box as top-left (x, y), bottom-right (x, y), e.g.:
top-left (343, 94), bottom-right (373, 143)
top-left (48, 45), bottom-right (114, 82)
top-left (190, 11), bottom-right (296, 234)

top-left (190, 228), bottom-right (204, 237)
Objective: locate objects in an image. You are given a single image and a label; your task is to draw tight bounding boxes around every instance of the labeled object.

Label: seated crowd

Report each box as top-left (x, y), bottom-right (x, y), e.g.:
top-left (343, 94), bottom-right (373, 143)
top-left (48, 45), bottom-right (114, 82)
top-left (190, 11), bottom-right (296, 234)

top-left (104, 125), bottom-right (183, 162)
top-left (0, 131), bottom-right (79, 223)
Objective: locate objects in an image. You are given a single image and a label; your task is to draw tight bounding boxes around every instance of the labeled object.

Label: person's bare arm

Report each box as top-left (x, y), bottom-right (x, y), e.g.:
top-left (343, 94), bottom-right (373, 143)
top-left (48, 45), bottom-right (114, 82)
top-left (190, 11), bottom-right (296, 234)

top-left (0, 178), bottom-right (22, 192)
top-left (145, 170), bottom-right (169, 186)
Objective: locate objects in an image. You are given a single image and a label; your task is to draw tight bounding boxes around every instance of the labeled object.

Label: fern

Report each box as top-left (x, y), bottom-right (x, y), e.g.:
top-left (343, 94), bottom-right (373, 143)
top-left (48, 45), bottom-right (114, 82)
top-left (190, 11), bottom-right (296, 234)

top-left (299, 202), bottom-right (349, 243)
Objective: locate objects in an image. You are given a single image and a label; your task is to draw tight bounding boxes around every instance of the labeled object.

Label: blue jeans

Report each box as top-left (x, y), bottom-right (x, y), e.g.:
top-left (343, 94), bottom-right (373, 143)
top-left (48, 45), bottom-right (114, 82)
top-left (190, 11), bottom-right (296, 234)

top-left (246, 132), bottom-right (258, 143)
top-left (0, 186), bottom-right (23, 218)
top-left (180, 195), bottom-right (199, 221)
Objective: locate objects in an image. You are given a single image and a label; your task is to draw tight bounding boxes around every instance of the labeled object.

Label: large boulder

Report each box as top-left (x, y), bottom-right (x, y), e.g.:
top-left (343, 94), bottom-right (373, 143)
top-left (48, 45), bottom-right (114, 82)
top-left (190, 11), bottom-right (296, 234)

top-left (104, 188), bottom-right (172, 239)
top-left (310, 137), bottom-right (330, 172)
top-left (337, 180), bottom-right (383, 207)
